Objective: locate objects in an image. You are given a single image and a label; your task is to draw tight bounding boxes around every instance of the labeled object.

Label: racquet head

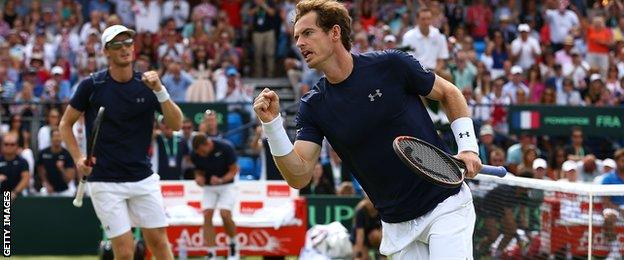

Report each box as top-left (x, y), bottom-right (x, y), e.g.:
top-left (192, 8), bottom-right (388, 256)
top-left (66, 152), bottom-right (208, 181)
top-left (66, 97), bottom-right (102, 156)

top-left (393, 136), bottom-right (464, 188)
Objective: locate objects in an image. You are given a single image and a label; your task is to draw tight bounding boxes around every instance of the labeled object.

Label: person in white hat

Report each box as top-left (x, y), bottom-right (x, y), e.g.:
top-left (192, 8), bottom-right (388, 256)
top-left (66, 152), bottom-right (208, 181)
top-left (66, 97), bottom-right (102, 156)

top-left (532, 158), bottom-right (550, 180)
top-left (558, 160), bottom-right (580, 182)
top-left (59, 25), bottom-right (182, 260)
top-left (502, 66), bottom-right (530, 103)
top-left (50, 66), bottom-right (72, 102)
top-left (511, 24), bottom-right (541, 70)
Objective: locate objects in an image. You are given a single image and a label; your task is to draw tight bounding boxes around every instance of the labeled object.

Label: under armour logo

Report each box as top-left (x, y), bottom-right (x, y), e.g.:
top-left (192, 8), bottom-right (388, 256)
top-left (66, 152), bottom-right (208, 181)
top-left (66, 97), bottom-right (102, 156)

top-left (136, 98), bottom-right (145, 103)
top-left (368, 89), bottom-right (382, 101)
top-left (458, 132), bottom-right (470, 138)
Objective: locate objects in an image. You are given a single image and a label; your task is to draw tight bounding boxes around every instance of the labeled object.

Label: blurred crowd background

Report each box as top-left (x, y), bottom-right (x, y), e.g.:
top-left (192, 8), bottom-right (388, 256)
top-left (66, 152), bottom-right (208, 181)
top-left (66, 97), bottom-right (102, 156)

top-left (0, 0), bottom-right (623, 198)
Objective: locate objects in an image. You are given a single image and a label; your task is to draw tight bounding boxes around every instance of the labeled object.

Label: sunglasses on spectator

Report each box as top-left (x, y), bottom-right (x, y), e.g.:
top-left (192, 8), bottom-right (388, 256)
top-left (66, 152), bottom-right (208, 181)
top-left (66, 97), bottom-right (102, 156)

top-left (106, 38), bottom-right (134, 50)
top-left (3, 143), bottom-right (17, 147)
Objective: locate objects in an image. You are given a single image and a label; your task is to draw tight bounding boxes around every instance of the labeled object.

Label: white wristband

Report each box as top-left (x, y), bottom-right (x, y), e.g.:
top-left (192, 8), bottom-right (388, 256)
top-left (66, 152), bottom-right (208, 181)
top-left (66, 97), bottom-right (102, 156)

top-left (451, 117), bottom-right (479, 154)
top-left (153, 87), bottom-right (170, 103)
top-left (262, 116), bottom-right (294, 156)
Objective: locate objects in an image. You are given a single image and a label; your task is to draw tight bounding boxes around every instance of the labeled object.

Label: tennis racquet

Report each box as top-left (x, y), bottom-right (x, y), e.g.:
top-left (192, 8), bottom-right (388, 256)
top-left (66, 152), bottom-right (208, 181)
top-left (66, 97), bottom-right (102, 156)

top-left (73, 106), bottom-right (105, 207)
top-left (393, 136), bottom-right (507, 188)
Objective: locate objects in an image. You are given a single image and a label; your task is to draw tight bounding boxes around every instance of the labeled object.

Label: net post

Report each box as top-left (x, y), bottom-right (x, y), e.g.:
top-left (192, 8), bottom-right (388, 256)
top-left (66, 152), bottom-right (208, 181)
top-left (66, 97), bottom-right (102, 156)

top-left (588, 192), bottom-right (593, 260)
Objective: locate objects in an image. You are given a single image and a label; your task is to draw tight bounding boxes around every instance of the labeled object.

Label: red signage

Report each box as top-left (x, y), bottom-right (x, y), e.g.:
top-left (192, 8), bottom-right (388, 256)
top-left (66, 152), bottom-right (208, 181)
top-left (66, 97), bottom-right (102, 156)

top-left (267, 184), bottom-right (290, 197)
top-left (161, 184), bottom-right (185, 197)
top-left (240, 201), bottom-right (263, 215)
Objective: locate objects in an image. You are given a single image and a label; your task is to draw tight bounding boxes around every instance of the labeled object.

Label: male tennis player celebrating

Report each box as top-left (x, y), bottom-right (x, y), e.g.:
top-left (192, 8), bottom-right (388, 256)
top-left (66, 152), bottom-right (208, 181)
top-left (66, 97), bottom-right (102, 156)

top-left (253, 0), bottom-right (482, 258)
top-left (60, 25), bottom-right (183, 260)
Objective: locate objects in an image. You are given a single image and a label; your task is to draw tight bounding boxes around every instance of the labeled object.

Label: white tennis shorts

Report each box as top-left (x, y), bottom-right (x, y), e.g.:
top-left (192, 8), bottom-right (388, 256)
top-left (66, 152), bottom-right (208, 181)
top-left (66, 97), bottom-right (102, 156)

top-left (201, 183), bottom-right (236, 211)
top-left (380, 183), bottom-right (476, 259)
top-left (89, 173), bottom-right (168, 238)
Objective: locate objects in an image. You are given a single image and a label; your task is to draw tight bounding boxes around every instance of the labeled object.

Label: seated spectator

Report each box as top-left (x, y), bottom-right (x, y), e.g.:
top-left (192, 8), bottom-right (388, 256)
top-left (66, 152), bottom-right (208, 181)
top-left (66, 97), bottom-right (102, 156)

top-left (600, 148), bottom-right (624, 260)
top-left (161, 60), bottom-right (194, 102)
top-left (502, 66), bottom-right (529, 103)
top-left (351, 196), bottom-right (383, 260)
top-left (199, 109), bottom-right (223, 138)
top-left (37, 108), bottom-right (61, 151)
top-left (576, 155), bottom-right (602, 183)
top-left (36, 129), bottom-right (75, 196)
top-left (557, 160), bottom-right (581, 183)
top-left (556, 77), bottom-right (583, 106)
top-left (564, 127), bottom-right (591, 161)
top-left (0, 133), bottom-right (30, 200)
top-left (300, 161), bottom-right (335, 195)
top-left (532, 158), bottom-right (550, 180)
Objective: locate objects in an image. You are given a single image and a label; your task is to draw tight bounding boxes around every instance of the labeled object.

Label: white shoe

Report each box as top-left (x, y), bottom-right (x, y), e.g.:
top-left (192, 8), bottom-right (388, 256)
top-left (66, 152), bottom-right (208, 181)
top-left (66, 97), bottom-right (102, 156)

top-left (605, 250), bottom-right (622, 260)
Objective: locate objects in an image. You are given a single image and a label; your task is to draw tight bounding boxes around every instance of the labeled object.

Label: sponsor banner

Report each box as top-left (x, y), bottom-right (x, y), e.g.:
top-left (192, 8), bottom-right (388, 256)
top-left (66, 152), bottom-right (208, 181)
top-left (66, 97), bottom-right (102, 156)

top-left (305, 195), bottom-right (361, 232)
top-left (507, 105), bottom-right (624, 137)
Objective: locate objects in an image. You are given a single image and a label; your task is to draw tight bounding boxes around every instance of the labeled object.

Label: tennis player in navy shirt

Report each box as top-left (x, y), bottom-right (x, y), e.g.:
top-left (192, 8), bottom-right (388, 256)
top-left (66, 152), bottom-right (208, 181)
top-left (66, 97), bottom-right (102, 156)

top-left (253, 0), bottom-right (482, 259)
top-left (60, 25), bottom-right (182, 260)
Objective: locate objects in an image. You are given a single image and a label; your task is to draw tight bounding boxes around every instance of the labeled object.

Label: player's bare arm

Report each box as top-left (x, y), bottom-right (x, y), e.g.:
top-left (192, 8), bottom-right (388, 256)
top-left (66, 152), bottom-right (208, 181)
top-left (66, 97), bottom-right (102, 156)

top-left (60, 105), bottom-right (93, 176)
top-left (142, 70), bottom-right (183, 131)
top-left (426, 74), bottom-right (482, 178)
top-left (253, 88), bottom-right (320, 189)
top-left (217, 163), bottom-right (240, 184)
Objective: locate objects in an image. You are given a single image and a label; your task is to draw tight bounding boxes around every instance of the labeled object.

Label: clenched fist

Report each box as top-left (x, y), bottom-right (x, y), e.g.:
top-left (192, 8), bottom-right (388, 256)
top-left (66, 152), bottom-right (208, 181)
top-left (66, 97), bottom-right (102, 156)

top-left (254, 88), bottom-right (281, 123)
top-left (141, 71), bottom-right (163, 91)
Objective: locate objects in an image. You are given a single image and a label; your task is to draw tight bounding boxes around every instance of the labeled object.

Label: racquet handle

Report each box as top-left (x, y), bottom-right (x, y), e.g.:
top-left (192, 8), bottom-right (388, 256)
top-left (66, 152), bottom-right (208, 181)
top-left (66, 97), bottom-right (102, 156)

top-left (73, 177), bottom-right (87, 207)
top-left (480, 165), bottom-right (507, 177)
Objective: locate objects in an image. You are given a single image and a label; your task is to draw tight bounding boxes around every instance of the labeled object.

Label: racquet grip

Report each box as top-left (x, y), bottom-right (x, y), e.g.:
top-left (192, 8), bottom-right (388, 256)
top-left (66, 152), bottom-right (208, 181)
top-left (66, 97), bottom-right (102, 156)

top-left (480, 165), bottom-right (507, 177)
top-left (73, 177), bottom-right (87, 207)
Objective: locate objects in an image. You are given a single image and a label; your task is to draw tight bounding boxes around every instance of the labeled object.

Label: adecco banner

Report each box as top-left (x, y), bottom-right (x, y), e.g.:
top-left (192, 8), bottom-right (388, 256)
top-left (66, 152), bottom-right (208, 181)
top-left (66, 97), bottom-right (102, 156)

top-left (177, 103), bottom-right (228, 132)
top-left (507, 105), bottom-right (624, 137)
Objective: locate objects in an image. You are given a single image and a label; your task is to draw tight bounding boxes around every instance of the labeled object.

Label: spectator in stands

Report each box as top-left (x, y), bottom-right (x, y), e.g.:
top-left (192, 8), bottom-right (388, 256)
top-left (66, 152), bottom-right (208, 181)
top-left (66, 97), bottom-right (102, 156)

top-left (565, 127), bottom-right (591, 161)
top-left (37, 108), bottom-right (61, 152)
top-left (452, 50), bottom-right (476, 90)
top-left (602, 158), bottom-right (616, 174)
top-left (163, 0), bottom-right (191, 30)
top-left (351, 195), bottom-right (383, 260)
top-left (249, 0), bottom-right (278, 77)
top-left (511, 24), bottom-right (541, 71)
top-left (605, 66), bottom-right (621, 95)
top-left (161, 60), bottom-right (194, 102)
top-left (558, 160), bottom-right (580, 183)
top-left (545, 0), bottom-right (579, 51)
top-left (518, 145), bottom-right (538, 173)
top-left (191, 133), bottom-right (239, 260)
top-left (158, 32), bottom-right (185, 62)
top-left (0, 132), bottom-right (30, 201)
top-left (79, 10), bottom-right (105, 44)
top-left (249, 124), bottom-right (282, 180)
top-left (300, 161), bottom-right (335, 195)
top-left (540, 86), bottom-right (556, 105)
top-left (465, 0), bottom-right (492, 41)
top-left (43, 66), bottom-right (72, 104)
top-left (401, 8), bottom-right (449, 72)
top-left (601, 148), bottom-right (624, 260)
top-left (506, 132), bottom-right (537, 174)
top-left (576, 154), bottom-right (602, 183)
top-left (556, 77), bottom-right (583, 106)
top-left (585, 74), bottom-right (606, 106)
top-left (155, 117), bottom-right (187, 180)
top-left (554, 36), bottom-right (575, 69)
top-left (199, 109), bottom-right (222, 138)
top-left (564, 49), bottom-right (590, 89)
top-left (586, 16), bottom-right (612, 76)
top-left (478, 124), bottom-right (496, 164)
top-left (526, 66), bottom-right (545, 104)
top-left (502, 66), bottom-right (530, 104)
top-left (36, 129), bottom-right (75, 196)
top-left (179, 118), bottom-right (197, 179)
top-left (134, 0), bottom-right (162, 33)
top-left (532, 158), bottom-right (550, 180)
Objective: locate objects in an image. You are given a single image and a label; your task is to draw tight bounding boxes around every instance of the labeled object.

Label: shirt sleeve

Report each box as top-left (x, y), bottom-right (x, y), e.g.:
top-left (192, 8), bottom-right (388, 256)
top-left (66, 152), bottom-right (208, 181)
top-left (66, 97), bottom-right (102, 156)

top-left (223, 142), bottom-right (238, 166)
top-left (390, 50), bottom-right (436, 96)
top-left (295, 101), bottom-right (324, 145)
top-left (69, 78), bottom-right (94, 112)
top-left (64, 151), bottom-right (75, 168)
top-left (19, 158), bottom-right (29, 173)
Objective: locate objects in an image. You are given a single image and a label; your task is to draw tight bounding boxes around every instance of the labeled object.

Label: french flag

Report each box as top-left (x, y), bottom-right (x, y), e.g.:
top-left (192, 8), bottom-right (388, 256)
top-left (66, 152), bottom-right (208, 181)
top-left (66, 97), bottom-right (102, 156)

top-left (512, 111), bottom-right (541, 129)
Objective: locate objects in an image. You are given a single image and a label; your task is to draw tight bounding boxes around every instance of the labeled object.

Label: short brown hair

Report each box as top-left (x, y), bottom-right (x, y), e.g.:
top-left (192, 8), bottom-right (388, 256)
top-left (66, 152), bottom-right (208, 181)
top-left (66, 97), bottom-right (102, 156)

top-left (614, 148), bottom-right (624, 160)
top-left (192, 133), bottom-right (208, 151)
top-left (294, 0), bottom-right (352, 51)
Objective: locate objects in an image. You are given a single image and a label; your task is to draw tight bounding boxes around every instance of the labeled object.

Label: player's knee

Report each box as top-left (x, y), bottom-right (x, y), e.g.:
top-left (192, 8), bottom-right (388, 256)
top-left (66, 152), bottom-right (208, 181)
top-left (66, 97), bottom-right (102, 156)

top-left (113, 245), bottom-right (134, 260)
top-left (220, 209), bottom-right (233, 221)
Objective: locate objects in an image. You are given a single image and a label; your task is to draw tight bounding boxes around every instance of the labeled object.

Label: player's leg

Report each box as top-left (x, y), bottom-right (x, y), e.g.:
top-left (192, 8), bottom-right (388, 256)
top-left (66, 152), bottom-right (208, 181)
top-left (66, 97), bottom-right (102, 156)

top-left (109, 232), bottom-right (135, 260)
top-left (141, 227), bottom-right (173, 260)
top-left (427, 200), bottom-right (476, 260)
top-left (89, 182), bottom-right (134, 260)
top-left (126, 175), bottom-right (173, 259)
top-left (202, 186), bottom-right (219, 258)
top-left (217, 184), bottom-right (238, 258)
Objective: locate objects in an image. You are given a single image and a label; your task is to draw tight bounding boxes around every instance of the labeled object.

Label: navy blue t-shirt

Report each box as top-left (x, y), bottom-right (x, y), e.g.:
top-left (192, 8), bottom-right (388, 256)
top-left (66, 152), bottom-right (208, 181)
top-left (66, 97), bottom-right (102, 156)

top-left (190, 139), bottom-right (237, 185)
top-left (0, 155), bottom-right (29, 192)
top-left (70, 70), bottom-right (161, 182)
top-left (295, 50), bottom-right (461, 223)
top-left (36, 147), bottom-right (75, 192)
